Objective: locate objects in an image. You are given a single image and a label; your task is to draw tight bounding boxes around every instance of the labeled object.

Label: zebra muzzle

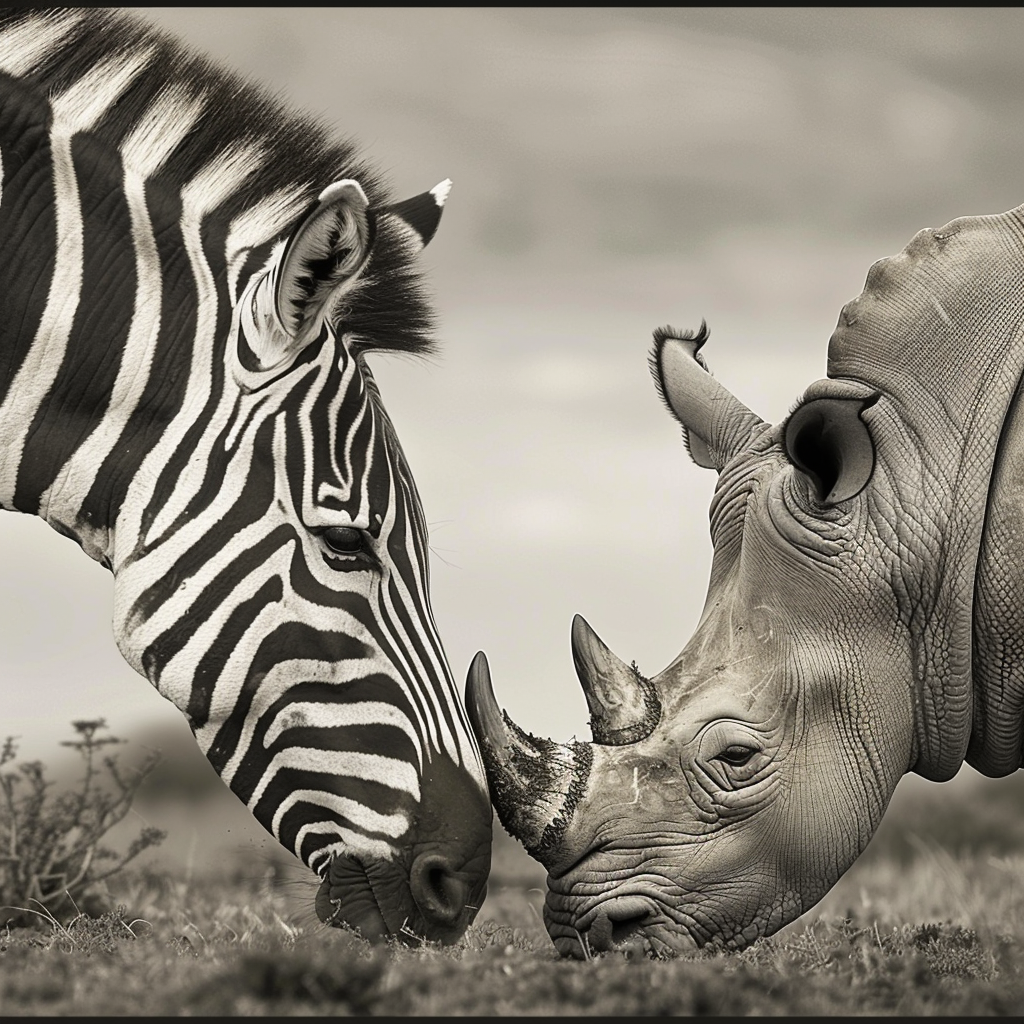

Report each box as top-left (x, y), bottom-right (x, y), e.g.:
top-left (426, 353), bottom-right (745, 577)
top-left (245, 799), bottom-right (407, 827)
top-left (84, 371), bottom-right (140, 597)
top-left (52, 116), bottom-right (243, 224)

top-left (315, 855), bottom-right (390, 942)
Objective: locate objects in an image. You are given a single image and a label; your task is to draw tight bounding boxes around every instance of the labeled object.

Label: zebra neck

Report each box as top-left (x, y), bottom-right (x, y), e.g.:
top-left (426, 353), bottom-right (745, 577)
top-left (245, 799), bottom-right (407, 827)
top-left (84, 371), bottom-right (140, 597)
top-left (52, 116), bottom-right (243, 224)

top-left (0, 135), bottom-right (203, 567)
top-left (0, 102), bottom-right (233, 565)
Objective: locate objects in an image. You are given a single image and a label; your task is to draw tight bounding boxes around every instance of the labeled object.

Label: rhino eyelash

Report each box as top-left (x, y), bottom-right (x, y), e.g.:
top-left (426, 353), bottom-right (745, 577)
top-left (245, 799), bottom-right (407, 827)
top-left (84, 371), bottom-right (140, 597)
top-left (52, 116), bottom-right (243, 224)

top-left (785, 395), bottom-right (809, 420)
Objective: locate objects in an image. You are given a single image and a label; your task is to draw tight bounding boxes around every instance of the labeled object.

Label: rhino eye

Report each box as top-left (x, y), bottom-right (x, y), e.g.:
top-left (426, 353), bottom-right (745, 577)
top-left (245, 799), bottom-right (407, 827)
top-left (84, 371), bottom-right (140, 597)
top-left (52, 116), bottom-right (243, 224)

top-left (322, 526), bottom-right (364, 555)
top-left (714, 744), bottom-right (756, 767)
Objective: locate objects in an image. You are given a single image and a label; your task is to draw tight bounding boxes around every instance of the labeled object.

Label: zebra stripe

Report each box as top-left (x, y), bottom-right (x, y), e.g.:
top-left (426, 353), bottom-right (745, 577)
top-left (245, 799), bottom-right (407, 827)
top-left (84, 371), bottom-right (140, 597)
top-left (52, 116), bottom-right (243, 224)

top-left (0, 52), bottom-right (151, 506)
top-left (0, 8), bottom-right (490, 941)
top-left (40, 87), bottom-right (207, 538)
top-left (0, 10), bottom-right (83, 76)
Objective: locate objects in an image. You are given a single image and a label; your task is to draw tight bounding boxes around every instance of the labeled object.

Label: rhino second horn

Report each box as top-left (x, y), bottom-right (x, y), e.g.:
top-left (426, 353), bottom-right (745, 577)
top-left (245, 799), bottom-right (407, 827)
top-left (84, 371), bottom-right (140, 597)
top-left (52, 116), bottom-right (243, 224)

top-left (571, 614), bottom-right (662, 745)
top-left (465, 651), bottom-right (593, 869)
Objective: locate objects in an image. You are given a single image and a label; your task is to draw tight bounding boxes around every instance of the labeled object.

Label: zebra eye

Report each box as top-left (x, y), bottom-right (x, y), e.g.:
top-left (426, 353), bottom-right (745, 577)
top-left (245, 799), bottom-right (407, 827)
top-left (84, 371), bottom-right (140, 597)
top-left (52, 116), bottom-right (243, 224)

top-left (322, 526), bottom-right (364, 555)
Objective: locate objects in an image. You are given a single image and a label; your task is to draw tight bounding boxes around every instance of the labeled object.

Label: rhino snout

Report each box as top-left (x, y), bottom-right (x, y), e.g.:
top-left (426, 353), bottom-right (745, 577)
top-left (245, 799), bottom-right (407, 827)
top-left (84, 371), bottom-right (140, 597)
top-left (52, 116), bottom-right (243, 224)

top-left (583, 895), bottom-right (656, 953)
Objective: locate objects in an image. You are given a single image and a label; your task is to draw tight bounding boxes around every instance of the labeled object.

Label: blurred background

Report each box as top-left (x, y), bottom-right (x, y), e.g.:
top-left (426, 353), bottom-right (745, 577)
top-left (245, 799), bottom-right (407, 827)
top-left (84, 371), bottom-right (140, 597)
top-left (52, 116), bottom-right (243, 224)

top-left (4, 7), bottom-right (1024, 870)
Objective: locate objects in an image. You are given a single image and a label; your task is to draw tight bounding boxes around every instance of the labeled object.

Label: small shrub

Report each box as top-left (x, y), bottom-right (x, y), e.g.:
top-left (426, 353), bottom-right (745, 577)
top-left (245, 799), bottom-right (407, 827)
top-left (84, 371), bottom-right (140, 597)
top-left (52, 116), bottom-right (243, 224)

top-left (0, 720), bottom-right (166, 927)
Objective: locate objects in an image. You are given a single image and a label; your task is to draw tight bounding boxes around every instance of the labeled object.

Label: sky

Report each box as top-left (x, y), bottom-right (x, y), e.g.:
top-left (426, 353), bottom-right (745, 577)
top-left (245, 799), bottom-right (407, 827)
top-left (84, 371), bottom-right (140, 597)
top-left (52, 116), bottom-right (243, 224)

top-left (4, 7), bottom-right (1024, 815)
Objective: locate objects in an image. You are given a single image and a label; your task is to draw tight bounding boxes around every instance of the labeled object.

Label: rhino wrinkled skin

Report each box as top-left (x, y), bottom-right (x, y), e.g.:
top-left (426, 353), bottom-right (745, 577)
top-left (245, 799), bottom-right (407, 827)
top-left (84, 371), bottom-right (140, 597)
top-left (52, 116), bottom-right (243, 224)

top-left (466, 205), bottom-right (1024, 958)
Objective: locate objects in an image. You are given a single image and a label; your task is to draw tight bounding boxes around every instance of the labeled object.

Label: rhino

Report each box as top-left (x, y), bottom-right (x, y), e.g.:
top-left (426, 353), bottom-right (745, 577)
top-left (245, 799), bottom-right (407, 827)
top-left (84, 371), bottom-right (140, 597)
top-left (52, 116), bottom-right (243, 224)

top-left (466, 204), bottom-right (1024, 958)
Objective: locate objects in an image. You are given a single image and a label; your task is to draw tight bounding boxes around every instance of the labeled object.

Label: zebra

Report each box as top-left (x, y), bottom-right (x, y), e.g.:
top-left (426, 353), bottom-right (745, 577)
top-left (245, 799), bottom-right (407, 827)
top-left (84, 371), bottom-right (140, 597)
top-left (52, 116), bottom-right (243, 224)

top-left (0, 8), bottom-right (492, 944)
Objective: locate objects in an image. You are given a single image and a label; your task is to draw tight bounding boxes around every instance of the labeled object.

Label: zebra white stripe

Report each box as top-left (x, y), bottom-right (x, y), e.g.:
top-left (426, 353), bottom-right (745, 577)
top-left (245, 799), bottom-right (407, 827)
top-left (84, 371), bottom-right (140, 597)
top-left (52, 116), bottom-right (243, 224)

top-left (0, 11), bottom-right (82, 76)
top-left (264, 700), bottom-right (422, 750)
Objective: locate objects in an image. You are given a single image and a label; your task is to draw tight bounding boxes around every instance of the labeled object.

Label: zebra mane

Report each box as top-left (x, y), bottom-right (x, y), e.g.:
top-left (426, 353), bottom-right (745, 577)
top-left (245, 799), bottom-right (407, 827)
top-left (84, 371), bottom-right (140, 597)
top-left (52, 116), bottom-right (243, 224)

top-left (0, 7), bottom-right (436, 356)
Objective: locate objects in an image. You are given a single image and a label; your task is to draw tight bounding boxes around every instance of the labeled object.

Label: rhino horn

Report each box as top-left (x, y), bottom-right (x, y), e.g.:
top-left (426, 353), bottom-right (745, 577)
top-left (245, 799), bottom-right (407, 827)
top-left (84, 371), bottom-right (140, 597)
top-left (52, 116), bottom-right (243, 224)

top-left (649, 322), bottom-right (766, 470)
top-left (465, 651), bottom-right (592, 869)
top-left (571, 614), bottom-right (662, 745)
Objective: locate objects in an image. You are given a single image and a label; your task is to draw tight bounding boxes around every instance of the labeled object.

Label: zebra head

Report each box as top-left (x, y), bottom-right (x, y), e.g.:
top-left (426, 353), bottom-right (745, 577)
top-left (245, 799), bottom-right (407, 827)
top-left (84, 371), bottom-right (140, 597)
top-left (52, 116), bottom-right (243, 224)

top-left (0, 9), bottom-right (491, 945)
top-left (111, 178), bottom-right (492, 945)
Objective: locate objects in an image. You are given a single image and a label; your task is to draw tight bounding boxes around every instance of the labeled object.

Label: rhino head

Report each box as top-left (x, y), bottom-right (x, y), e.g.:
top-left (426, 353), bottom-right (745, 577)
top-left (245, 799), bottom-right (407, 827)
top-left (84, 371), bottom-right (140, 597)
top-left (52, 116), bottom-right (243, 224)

top-left (468, 205), bottom-right (1024, 957)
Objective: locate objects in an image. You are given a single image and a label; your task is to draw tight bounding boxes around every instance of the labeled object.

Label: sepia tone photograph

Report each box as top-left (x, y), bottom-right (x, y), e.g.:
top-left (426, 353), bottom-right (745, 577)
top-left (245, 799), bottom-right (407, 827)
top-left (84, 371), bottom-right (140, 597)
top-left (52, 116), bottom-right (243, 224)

top-left (2, 6), bottom-right (1024, 1014)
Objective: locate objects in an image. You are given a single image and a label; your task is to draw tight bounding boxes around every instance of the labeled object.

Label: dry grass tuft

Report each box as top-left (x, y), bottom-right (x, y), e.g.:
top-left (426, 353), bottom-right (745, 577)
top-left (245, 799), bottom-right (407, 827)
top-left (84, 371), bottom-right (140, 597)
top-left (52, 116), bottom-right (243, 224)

top-left (0, 721), bottom-right (165, 928)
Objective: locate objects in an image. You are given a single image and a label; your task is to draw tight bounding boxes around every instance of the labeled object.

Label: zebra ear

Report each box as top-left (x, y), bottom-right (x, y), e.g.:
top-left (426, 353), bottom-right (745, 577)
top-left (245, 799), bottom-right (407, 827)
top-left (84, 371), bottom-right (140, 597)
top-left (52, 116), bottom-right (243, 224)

top-left (379, 178), bottom-right (451, 253)
top-left (236, 180), bottom-right (375, 377)
top-left (274, 179), bottom-right (375, 344)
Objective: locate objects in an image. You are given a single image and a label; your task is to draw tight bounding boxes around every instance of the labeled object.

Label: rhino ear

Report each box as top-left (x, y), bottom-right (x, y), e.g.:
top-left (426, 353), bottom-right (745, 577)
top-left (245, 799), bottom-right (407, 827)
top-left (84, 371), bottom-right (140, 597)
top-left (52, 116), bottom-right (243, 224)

top-left (783, 397), bottom-right (877, 504)
top-left (649, 322), bottom-right (764, 471)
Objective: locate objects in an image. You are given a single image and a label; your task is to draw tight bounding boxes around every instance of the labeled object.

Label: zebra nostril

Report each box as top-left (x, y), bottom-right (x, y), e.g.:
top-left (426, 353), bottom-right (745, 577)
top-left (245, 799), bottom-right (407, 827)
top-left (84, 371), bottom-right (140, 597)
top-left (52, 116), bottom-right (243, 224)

top-left (410, 852), bottom-right (471, 929)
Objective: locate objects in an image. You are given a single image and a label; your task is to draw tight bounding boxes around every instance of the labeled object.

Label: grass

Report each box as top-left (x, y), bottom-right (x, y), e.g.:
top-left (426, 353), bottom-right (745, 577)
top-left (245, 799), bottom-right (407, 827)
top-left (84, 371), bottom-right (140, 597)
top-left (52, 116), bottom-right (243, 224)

top-left (2, 830), bottom-right (1024, 1016)
top-left (4, 729), bottom-right (1024, 1015)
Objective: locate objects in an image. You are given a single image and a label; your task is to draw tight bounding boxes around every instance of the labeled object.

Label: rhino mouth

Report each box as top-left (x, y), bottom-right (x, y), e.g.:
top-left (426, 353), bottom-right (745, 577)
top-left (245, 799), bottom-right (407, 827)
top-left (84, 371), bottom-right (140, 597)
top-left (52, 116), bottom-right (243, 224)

top-left (578, 895), bottom-right (663, 958)
top-left (545, 885), bottom-right (701, 960)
